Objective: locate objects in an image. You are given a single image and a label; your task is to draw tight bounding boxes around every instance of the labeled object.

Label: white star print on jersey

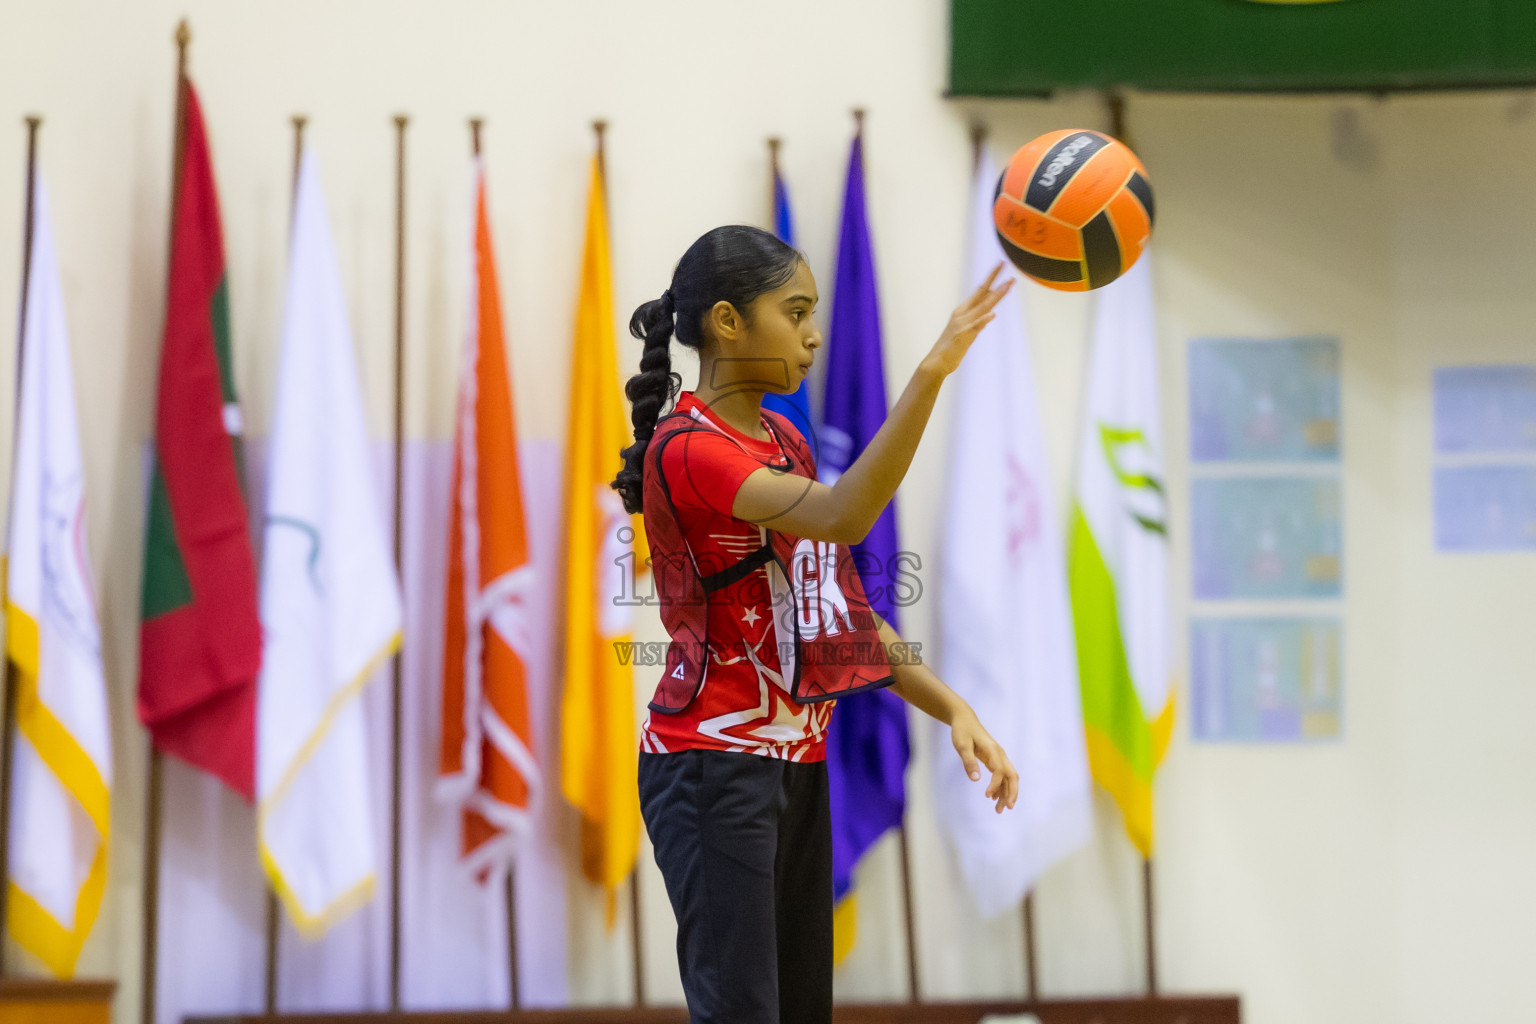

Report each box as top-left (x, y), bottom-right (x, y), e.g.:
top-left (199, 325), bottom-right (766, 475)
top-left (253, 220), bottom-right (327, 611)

top-left (694, 633), bottom-right (831, 760)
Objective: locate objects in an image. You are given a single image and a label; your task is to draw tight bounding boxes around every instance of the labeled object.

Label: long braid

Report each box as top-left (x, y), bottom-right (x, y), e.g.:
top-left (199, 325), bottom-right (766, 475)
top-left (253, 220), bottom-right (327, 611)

top-left (612, 289), bottom-right (680, 513)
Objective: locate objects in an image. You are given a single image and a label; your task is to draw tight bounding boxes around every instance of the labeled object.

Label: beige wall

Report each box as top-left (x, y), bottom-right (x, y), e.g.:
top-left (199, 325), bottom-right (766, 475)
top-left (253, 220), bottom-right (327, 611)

top-left (2, 3), bottom-right (1534, 1023)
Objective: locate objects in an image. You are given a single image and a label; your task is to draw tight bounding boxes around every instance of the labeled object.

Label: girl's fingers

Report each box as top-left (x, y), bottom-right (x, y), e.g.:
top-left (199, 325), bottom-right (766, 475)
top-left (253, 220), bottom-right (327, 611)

top-left (951, 267), bottom-right (1011, 327)
top-left (970, 296), bottom-right (1007, 323)
top-left (955, 281), bottom-right (1012, 334)
top-left (985, 278), bottom-right (1015, 308)
top-left (963, 264), bottom-right (1005, 309)
top-left (978, 262), bottom-right (1003, 294)
top-left (959, 740), bottom-right (982, 783)
top-left (961, 311), bottom-right (996, 334)
top-left (986, 765), bottom-right (1007, 801)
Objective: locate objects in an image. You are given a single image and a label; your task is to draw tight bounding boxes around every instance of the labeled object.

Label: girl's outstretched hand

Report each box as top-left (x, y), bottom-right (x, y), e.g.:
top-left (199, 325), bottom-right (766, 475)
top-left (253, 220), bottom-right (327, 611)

top-left (951, 709), bottom-right (1019, 814)
top-left (921, 262), bottom-right (1015, 379)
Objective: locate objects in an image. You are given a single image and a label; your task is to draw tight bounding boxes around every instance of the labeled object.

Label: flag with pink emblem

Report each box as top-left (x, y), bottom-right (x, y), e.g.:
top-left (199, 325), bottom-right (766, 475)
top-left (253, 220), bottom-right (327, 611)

top-left (935, 149), bottom-right (1092, 917)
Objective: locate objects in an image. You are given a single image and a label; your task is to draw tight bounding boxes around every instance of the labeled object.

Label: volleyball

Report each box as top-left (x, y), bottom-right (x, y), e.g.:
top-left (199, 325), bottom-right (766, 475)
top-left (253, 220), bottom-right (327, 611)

top-left (993, 129), bottom-right (1155, 292)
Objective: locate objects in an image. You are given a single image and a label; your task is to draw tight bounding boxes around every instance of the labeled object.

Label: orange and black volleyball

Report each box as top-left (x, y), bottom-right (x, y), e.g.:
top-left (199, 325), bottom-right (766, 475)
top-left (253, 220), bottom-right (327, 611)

top-left (993, 129), bottom-right (1154, 292)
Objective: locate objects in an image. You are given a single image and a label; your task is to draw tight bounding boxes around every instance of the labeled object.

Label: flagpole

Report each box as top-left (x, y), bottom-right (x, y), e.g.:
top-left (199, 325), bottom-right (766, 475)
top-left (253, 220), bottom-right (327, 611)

top-left (1098, 87), bottom-right (1159, 998)
top-left (13, 117), bottom-right (40, 396)
top-left (767, 136), bottom-right (781, 226)
top-left (468, 116), bottom-right (525, 1013)
top-left (630, 871), bottom-right (646, 1007)
top-left (141, 23), bottom-right (191, 1024)
top-left (388, 110), bottom-right (409, 1013)
top-left (1143, 856), bottom-right (1159, 994)
top-left (0, 112), bottom-right (42, 980)
top-left (290, 115), bottom-right (306, 192)
top-left (896, 823), bottom-right (922, 1001)
top-left (1023, 892), bottom-right (1040, 1002)
top-left (1107, 89), bottom-right (1128, 142)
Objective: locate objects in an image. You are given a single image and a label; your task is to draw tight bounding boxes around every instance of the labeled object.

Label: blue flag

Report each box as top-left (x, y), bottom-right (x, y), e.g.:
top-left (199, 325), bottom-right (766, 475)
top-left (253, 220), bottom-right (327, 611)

top-left (773, 165), bottom-right (797, 246)
top-left (820, 131), bottom-right (910, 909)
top-left (762, 159), bottom-right (815, 443)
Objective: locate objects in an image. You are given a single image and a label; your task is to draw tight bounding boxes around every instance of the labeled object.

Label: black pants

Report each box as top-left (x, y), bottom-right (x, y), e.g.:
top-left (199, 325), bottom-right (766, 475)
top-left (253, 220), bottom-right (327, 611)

top-left (638, 749), bottom-right (834, 1024)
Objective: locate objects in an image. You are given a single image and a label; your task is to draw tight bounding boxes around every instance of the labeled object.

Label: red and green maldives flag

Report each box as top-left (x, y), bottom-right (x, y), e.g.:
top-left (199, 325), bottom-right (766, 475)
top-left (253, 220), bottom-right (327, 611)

top-left (136, 79), bottom-right (261, 799)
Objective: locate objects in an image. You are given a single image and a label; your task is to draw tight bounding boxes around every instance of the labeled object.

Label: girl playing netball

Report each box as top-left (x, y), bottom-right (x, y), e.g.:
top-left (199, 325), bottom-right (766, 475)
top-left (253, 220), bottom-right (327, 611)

top-left (611, 225), bottom-right (1018, 1024)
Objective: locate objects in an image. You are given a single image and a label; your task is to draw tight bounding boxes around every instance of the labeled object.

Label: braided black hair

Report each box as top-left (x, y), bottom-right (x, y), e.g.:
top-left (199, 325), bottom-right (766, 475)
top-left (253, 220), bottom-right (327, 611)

top-left (612, 225), bottom-right (802, 514)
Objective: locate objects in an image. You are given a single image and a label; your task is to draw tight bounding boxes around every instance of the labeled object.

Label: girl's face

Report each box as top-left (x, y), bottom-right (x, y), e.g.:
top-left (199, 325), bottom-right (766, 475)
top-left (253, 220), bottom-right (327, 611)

top-left (705, 261), bottom-right (822, 395)
top-left (742, 261), bottom-right (822, 394)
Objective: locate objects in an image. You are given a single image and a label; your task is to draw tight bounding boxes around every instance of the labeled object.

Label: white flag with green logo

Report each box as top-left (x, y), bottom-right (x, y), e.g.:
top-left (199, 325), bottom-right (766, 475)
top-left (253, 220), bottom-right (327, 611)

top-left (257, 151), bottom-right (403, 935)
top-left (1067, 254), bottom-right (1172, 857)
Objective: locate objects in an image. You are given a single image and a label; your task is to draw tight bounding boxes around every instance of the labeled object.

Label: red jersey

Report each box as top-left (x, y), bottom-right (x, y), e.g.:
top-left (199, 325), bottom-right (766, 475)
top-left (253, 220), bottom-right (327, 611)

top-left (640, 392), bottom-right (835, 762)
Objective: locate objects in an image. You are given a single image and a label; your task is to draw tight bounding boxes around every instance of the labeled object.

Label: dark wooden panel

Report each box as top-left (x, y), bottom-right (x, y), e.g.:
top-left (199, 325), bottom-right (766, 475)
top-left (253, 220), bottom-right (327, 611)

top-left (951, 0), bottom-right (1536, 95)
top-left (188, 994), bottom-right (1240, 1024)
top-left (0, 980), bottom-right (116, 1002)
top-left (0, 979), bottom-right (115, 1024)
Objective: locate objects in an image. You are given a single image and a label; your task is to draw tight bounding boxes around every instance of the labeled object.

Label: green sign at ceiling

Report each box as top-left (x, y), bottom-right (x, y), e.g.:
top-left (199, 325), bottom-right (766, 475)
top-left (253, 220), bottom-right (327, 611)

top-left (950, 0), bottom-right (1536, 95)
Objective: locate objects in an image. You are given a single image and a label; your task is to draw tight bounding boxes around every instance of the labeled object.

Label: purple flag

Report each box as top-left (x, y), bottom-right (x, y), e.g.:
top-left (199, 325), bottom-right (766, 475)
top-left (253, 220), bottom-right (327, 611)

top-left (820, 131), bottom-right (910, 902)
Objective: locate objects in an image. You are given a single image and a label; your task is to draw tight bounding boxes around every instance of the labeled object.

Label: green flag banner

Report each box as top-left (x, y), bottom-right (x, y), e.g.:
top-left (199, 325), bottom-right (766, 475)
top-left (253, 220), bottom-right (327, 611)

top-left (952, 0), bottom-right (1536, 94)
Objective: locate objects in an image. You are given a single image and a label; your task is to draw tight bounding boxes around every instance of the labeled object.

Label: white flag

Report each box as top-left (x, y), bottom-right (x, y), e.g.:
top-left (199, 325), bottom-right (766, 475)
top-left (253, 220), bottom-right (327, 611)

top-left (258, 151), bottom-right (403, 936)
top-left (936, 152), bottom-right (1092, 917)
top-left (5, 175), bottom-right (113, 977)
top-left (1068, 251), bottom-right (1171, 858)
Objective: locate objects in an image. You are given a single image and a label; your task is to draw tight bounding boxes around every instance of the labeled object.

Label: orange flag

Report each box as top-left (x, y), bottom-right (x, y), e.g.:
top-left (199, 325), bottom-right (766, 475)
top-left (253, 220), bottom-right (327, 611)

top-left (438, 162), bottom-right (539, 879)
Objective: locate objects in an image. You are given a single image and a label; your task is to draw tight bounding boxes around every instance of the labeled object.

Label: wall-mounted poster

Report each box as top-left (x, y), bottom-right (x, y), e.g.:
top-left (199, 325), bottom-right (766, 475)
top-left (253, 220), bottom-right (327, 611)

top-left (1192, 476), bottom-right (1343, 600)
top-left (1434, 464), bottom-right (1536, 551)
top-left (1433, 365), bottom-right (1536, 455)
top-left (1189, 335), bottom-right (1345, 745)
top-left (1190, 337), bottom-right (1341, 464)
top-left (1432, 365), bottom-right (1536, 552)
top-left (1191, 617), bottom-right (1342, 743)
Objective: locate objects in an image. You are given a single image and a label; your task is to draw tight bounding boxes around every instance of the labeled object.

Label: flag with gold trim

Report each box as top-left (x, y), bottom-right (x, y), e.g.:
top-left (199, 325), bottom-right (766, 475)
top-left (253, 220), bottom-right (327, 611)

top-left (5, 174), bottom-right (112, 978)
top-left (257, 150), bottom-right (402, 934)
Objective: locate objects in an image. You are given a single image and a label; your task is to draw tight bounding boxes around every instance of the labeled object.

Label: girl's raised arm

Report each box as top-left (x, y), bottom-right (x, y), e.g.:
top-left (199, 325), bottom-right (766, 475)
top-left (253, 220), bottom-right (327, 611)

top-left (732, 264), bottom-right (1013, 544)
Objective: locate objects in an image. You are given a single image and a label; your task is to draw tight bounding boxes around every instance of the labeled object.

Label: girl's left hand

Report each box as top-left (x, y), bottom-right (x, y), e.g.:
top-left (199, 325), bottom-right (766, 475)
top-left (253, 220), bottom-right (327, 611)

top-left (951, 711), bottom-right (1019, 814)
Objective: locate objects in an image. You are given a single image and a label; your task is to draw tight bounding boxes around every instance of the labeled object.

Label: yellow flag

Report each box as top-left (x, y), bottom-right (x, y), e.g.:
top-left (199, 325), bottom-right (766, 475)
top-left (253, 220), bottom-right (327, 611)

top-left (560, 154), bottom-right (650, 921)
